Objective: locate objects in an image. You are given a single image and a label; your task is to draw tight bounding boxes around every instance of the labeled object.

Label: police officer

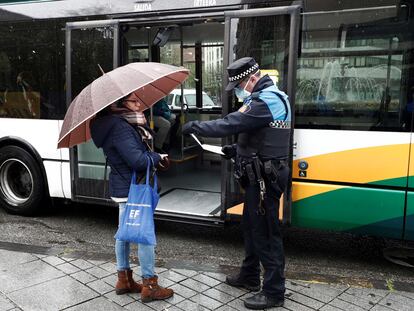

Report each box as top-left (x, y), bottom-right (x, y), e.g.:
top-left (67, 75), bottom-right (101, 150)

top-left (182, 57), bottom-right (291, 310)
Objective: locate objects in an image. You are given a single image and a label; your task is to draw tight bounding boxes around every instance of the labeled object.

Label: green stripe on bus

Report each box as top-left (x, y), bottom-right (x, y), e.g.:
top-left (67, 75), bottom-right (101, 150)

top-left (292, 186), bottom-right (405, 239)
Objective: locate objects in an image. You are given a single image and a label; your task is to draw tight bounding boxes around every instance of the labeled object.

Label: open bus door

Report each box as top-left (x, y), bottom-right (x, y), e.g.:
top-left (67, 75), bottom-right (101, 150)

top-left (65, 20), bottom-right (120, 204)
top-left (223, 5), bottom-right (301, 224)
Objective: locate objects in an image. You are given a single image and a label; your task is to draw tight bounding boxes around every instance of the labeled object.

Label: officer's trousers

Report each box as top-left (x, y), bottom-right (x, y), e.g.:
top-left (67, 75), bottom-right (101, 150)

top-left (239, 173), bottom-right (286, 299)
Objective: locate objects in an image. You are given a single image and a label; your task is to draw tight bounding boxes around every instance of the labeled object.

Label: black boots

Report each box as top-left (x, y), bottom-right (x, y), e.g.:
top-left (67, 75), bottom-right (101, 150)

top-left (225, 274), bottom-right (260, 292)
top-left (244, 291), bottom-right (284, 310)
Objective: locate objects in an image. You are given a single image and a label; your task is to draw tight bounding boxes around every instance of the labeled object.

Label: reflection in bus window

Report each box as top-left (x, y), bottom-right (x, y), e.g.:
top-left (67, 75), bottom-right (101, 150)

top-left (295, 5), bottom-right (410, 131)
top-left (0, 21), bottom-right (65, 120)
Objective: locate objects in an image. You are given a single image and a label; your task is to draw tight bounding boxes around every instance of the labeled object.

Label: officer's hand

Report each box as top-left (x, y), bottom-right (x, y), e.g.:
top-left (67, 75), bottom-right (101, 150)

top-left (182, 122), bottom-right (194, 135)
top-left (221, 144), bottom-right (236, 160)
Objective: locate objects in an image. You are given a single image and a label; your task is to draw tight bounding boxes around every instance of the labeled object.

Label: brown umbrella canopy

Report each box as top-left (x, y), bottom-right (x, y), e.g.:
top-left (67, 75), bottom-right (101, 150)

top-left (57, 62), bottom-right (189, 149)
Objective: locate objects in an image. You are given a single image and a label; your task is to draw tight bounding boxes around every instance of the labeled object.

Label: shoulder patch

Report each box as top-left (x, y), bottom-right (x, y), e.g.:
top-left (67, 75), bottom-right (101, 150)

top-left (238, 104), bottom-right (251, 114)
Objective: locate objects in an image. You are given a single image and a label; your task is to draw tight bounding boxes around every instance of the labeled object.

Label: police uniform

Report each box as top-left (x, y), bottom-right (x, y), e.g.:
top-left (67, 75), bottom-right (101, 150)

top-left (182, 57), bottom-right (291, 309)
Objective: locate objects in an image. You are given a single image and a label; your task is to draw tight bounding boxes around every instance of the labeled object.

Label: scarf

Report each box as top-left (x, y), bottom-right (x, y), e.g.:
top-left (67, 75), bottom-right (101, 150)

top-left (110, 103), bottom-right (153, 142)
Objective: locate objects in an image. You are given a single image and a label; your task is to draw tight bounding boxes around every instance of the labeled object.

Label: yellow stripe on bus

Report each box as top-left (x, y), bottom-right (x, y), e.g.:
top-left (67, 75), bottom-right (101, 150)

top-left (292, 182), bottom-right (344, 201)
top-left (293, 144), bottom-right (409, 184)
top-left (227, 194), bottom-right (284, 220)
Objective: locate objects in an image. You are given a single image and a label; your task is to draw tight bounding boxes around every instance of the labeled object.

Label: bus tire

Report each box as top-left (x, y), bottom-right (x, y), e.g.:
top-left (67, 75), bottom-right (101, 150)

top-left (0, 145), bottom-right (46, 216)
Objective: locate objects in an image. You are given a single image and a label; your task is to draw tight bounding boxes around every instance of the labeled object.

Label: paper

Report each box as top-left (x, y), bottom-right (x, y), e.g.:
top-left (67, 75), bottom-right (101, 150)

top-left (190, 134), bottom-right (224, 155)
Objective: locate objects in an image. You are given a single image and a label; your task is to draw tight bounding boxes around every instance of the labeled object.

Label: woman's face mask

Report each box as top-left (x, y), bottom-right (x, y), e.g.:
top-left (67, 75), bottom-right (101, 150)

top-left (234, 76), bottom-right (252, 101)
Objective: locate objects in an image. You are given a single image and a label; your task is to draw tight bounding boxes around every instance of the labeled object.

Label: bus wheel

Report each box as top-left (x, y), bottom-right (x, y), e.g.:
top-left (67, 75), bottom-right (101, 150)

top-left (0, 145), bottom-right (45, 216)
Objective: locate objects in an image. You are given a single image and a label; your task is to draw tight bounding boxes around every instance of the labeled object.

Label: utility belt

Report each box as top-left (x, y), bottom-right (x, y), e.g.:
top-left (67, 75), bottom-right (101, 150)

top-left (234, 156), bottom-right (288, 215)
top-left (234, 156), bottom-right (287, 214)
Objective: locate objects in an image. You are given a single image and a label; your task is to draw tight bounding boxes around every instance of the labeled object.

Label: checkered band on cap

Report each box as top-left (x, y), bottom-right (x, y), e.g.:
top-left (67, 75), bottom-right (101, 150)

top-left (228, 63), bottom-right (259, 82)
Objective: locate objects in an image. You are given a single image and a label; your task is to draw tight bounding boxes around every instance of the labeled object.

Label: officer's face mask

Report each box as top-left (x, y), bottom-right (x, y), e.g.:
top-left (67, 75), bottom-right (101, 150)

top-left (235, 76), bottom-right (252, 101)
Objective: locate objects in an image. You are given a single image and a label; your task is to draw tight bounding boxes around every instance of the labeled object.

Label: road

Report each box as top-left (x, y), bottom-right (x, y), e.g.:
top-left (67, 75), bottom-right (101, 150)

top-left (1, 200), bottom-right (414, 291)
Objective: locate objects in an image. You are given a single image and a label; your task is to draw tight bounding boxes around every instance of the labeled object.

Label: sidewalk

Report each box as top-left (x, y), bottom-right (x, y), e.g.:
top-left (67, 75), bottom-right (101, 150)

top-left (1, 244), bottom-right (414, 311)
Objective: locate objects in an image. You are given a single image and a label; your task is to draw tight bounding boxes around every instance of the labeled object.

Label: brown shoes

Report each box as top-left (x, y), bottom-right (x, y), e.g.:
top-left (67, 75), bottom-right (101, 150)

top-left (141, 276), bottom-right (174, 303)
top-left (115, 269), bottom-right (143, 295)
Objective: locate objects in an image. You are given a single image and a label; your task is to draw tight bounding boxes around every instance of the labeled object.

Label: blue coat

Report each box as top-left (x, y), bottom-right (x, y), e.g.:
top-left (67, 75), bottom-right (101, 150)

top-left (90, 114), bottom-right (160, 198)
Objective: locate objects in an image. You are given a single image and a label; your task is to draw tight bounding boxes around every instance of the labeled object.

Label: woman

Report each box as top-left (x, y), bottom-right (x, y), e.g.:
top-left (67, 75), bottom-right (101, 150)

top-left (90, 91), bottom-right (173, 303)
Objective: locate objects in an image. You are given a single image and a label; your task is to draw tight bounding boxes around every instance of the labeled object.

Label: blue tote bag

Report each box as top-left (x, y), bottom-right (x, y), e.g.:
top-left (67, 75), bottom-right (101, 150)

top-left (115, 157), bottom-right (159, 245)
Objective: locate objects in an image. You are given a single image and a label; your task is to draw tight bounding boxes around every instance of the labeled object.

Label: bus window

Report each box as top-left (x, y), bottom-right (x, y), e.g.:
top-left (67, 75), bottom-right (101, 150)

top-left (296, 5), bottom-right (409, 131)
top-left (0, 20), bottom-right (65, 120)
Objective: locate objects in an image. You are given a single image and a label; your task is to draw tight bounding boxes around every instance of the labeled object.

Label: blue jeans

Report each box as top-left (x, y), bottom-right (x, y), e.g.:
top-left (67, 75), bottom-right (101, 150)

top-left (115, 202), bottom-right (155, 279)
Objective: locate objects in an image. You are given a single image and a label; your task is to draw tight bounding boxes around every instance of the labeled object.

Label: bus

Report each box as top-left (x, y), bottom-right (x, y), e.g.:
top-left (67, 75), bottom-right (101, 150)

top-left (0, 0), bottom-right (413, 241)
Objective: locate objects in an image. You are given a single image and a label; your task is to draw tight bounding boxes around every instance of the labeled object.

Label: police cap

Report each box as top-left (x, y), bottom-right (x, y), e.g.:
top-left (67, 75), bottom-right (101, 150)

top-left (225, 57), bottom-right (259, 91)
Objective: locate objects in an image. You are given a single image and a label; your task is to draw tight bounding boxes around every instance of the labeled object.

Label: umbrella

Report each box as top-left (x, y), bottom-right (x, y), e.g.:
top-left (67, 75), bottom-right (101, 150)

top-left (57, 62), bottom-right (189, 149)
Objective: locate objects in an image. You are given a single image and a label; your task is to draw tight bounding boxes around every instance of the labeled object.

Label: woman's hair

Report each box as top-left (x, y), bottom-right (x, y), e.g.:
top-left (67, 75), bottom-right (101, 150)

top-left (96, 106), bottom-right (111, 117)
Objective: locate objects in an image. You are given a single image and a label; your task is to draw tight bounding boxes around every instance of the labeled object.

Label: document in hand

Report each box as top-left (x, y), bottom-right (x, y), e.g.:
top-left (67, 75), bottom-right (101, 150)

top-left (190, 134), bottom-right (224, 155)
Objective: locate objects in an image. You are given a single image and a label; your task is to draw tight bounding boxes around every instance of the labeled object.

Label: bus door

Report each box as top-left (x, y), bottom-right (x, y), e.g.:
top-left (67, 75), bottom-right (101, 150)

top-left (120, 19), bottom-right (225, 225)
top-left (223, 6), bottom-right (301, 223)
top-left (65, 20), bottom-right (119, 203)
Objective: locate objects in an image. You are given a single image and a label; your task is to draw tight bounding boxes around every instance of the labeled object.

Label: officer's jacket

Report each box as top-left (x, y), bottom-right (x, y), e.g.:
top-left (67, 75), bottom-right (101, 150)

top-left (186, 75), bottom-right (291, 160)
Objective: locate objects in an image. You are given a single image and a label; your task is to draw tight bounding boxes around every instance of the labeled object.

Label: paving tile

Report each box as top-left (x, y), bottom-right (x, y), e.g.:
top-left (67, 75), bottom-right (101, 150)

top-left (60, 256), bottom-right (77, 262)
top-left (163, 293), bottom-right (186, 305)
top-left (299, 283), bottom-right (345, 303)
top-left (378, 293), bottom-right (414, 311)
top-left (215, 305), bottom-right (238, 311)
top-left (181, 278), bottom-right (211, 292)
top-left (0, 294), bottom-right (14, 310)
top-left (71, 259), bottom-right (95, 270)
top-left (87, 259), bottom-right (107, 266)
top-left (86, 279), bottom-right (114, 294)
top-left (286, 291), bottom-right (324, 309)
top-left (370, 305), bottom-right (395, 311)
top-left (143, 298), bottom-right (171, 310)
top-left (0, 249), bottom-right (38, 269)
top-left (56, 262), bottom-right (81, 274)
top-left (330, 297), bottom-right (366, 311)
top-left (158, 276), bottom-right (175, 288)
top-left (345, 287), bottom-right (388, 304)
top-left (8, 276), bottom-right (98, 311)
top-left (169, 284), bottom-right (197, 299)
top-left (283, 299), bottom-right (314, 311)
top-left (34, 254), bottom-right (48, 258)
top-left (70, 270), bottom-right (97, 284)
top-left (204, 288), bottom-right (235, 304)
top-left (85, 266), bottom-right (113, 278)
top-left (154, 266), bottom-right (168, 274)
top-left (124, 301), bottom-right (154, 311)
top-left (100, 261), bottom-right (117, 272)
top-left (102, 273), bottom-right (118, 286)
top-left (172, 268), bottom-right (199, 278)
top-left (286, 280), bottom-right (308, 289)
top-left (41, 255), bottom-right (66, 266)
top-left (163, 306), bottom-right (184, 311)
top-left (319, 305), bottom-right (345, 311)
top-left (66, 297), bottom-right (124, 310)
top-left (215, 283), bottom-right (247, 298)
top-left (227, 298), bottom-right (254, 311)
top-left (0, 260), bottom-right (65, 293)
top-left (159, 270), bottom-right (188, 283)
top-left (176, 299), bottom-right (210, 311)
top-left (337, 292), bottom-right (374, 310)
top-left (266, 307), bottom-right (290, 311)
top-left (104, 290), bottom-right (136, 306)
top-left (190, 293), bottom-right (223, 310)
top-left (192, 274), bottom-right (222, 287)
top-left (383, 292), bottom-right (414, 305)
top-left (203, 271), bottom-right (227, 283)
